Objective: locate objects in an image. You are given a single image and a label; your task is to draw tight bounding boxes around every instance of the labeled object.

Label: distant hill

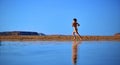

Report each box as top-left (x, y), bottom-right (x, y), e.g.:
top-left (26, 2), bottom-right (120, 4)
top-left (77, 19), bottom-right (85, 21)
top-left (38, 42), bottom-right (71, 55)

top-left (0, 31), bottom-right (46, 36)
top-left (39, 33), bottom-right (46, 36)
top-left (115, 33), bottom-right (120, 36)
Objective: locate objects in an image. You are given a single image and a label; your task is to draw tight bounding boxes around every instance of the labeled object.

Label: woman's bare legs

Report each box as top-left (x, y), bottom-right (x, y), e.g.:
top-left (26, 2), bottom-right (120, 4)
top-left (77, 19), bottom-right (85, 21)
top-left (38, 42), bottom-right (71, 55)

top-left (76, 32), bottom-right (82, 40)
top-left (73, 32), bottom-right (82, 40)
top-left (73, 32), bottom-right (76, 40)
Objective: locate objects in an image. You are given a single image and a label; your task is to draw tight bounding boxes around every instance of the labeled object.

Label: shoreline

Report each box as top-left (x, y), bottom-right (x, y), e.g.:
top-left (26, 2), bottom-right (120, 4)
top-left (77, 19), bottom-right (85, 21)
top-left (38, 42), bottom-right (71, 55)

top-left (0, 35), bottom-right (120, 41)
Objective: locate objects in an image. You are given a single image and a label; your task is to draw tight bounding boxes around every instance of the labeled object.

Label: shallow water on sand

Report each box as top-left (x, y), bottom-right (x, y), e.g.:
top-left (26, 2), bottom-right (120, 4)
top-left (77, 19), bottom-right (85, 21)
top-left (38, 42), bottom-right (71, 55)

top-left (0, 41), bottom-right (120, 65)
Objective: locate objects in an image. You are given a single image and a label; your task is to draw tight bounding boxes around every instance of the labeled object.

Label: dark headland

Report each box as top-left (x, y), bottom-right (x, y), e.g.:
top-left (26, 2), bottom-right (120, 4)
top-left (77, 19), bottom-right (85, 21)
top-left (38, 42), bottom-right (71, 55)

top-left (0, 31), bottom-right (120, 41)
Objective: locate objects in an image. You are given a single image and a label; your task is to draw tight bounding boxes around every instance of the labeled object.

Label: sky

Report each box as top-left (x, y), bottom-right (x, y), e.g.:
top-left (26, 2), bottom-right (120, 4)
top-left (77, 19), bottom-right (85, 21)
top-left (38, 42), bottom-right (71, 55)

top-left (0, 0), bottom-right (120, 35)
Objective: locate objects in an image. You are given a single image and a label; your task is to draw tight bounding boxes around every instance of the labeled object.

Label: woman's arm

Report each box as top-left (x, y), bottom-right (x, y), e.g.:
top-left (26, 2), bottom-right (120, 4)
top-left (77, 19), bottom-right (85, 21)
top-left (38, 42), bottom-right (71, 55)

top-left (77, 23), bottom-right (80, 26)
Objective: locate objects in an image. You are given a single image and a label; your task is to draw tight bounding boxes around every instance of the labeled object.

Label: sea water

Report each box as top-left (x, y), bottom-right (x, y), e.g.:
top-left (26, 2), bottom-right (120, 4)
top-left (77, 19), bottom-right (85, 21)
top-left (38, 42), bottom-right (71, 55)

top-left (0, 41), bottom-right (120, 65)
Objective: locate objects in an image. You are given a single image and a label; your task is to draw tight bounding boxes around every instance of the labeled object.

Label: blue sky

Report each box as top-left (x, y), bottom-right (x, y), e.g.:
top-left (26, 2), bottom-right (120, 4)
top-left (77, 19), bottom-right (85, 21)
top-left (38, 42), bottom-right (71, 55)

top-left (0, 0), bottom-right (120, 35)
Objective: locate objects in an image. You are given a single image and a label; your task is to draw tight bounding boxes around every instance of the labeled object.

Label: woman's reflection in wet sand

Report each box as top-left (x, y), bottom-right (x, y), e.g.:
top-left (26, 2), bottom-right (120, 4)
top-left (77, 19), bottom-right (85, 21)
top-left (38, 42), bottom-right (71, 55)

top-left (72, 40), bottom-right (81, 65)
top-left (0, 41), bottom-right (1, 46)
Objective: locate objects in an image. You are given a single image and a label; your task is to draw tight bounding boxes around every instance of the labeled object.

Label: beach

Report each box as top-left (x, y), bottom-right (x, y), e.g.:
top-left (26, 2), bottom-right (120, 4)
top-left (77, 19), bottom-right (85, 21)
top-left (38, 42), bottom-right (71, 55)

top-left (0, 35), bottom-right (120, 41)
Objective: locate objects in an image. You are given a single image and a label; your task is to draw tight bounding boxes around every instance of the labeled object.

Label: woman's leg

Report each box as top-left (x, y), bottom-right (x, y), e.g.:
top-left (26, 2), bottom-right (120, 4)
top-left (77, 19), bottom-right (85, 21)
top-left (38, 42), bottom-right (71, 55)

top-left (73, 32), bottom-right (76, 40)
top-left (76, 32), bottom-right (82, 40)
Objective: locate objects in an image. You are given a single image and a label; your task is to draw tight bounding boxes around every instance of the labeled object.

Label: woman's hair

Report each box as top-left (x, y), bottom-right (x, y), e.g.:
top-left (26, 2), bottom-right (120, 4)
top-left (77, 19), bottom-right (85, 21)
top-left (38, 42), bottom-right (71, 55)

top-left (73, 18), bottom-right (77, 22)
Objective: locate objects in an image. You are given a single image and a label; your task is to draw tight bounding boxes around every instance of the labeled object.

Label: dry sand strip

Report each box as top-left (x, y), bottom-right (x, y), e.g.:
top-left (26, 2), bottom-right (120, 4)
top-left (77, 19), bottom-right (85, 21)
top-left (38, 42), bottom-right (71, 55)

top-left (0, 35), bottom-right (120, 41)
